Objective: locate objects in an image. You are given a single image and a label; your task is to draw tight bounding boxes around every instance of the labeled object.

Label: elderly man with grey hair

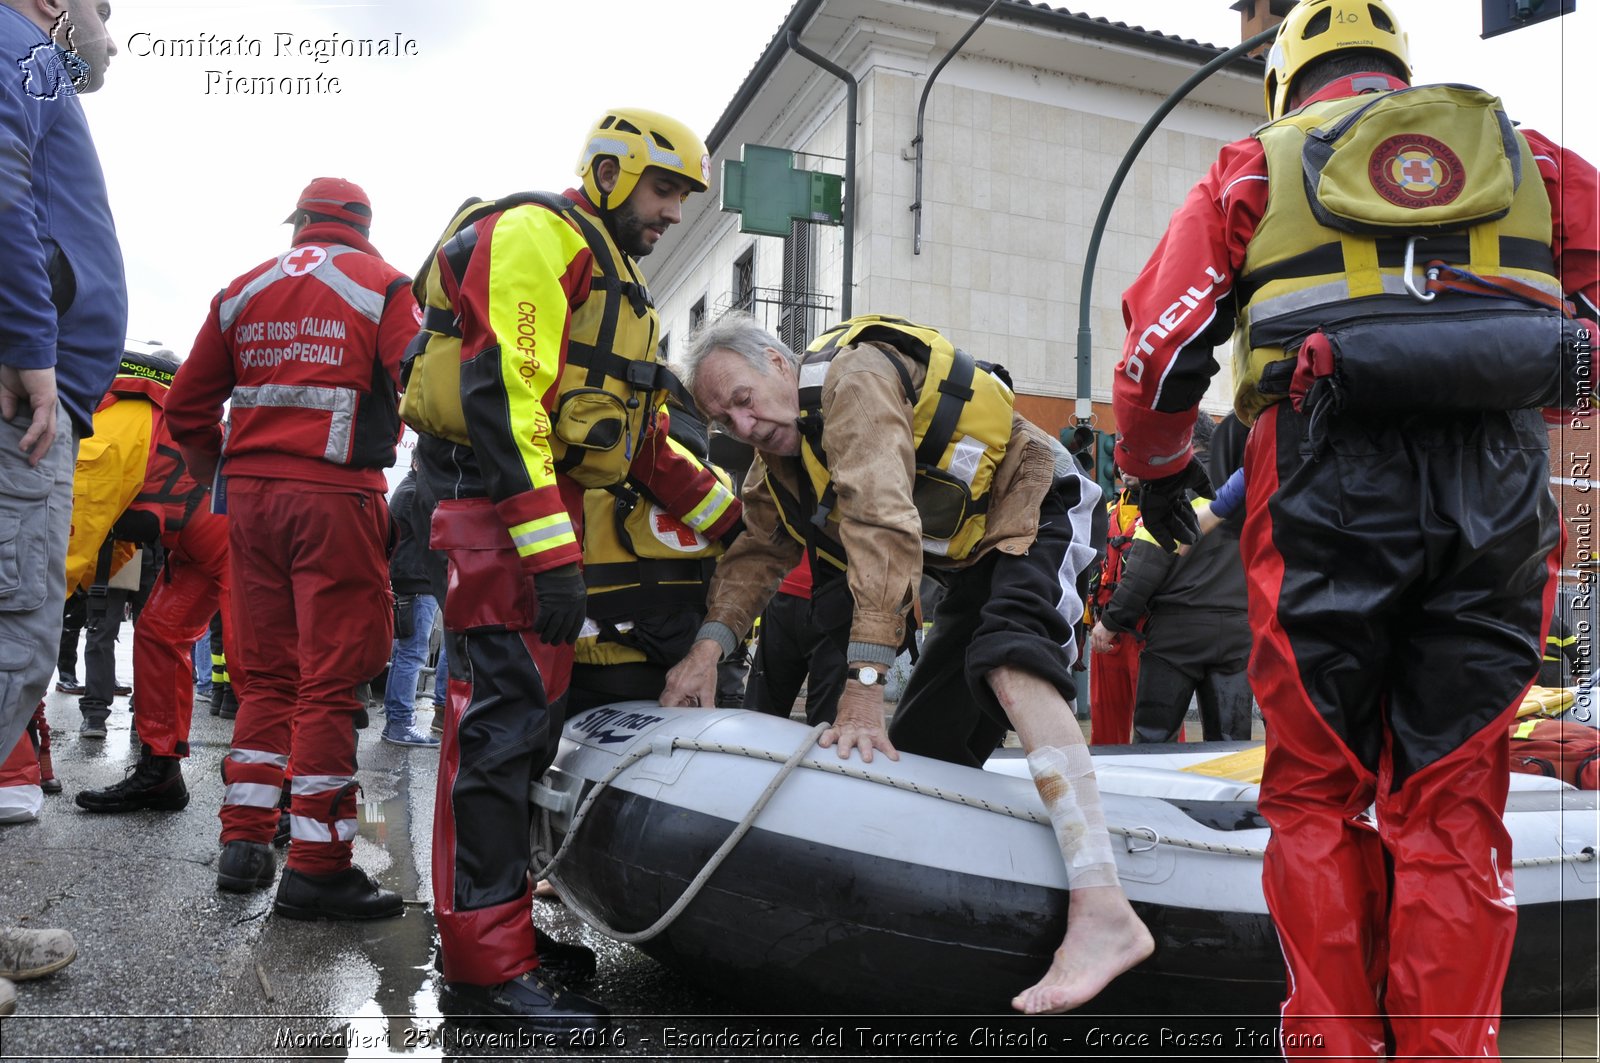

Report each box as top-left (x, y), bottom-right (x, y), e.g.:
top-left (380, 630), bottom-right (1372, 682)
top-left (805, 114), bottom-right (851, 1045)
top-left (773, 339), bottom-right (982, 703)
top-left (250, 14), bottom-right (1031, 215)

top-left (660, 310), bottom-right (1153, 1014)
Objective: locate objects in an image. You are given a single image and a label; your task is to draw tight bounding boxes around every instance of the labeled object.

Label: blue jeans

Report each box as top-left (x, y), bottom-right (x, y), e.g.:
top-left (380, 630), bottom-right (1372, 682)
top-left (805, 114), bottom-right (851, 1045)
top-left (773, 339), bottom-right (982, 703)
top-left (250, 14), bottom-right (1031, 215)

top-left (432, 634), bottom-right (448, 706)
top-left (383, 593), bottom-right (439, 729)
top-left (192, 628), bottom-right (213, 696)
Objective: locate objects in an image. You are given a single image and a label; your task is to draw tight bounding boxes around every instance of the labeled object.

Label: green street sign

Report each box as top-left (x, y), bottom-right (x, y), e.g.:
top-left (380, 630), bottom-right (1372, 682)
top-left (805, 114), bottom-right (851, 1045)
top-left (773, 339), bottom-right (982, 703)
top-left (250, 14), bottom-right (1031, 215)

top-left (721, 144), bottom-right (843, 237)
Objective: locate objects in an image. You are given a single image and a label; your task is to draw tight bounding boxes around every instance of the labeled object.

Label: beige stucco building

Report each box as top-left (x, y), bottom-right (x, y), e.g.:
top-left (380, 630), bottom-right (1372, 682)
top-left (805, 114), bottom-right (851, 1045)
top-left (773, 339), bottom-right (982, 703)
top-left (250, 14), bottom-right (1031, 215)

top-left (648, 0), bottom-right (1263, 437)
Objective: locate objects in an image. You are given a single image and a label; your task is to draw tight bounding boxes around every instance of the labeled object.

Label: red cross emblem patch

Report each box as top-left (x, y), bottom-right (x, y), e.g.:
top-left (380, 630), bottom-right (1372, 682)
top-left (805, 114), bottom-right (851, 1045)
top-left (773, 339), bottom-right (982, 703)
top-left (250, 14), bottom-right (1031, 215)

top-left (1368, 134), bottom-right (1465, 209)
top-left (282, 246), bottom-right (328, 277)
top-left (648, 505), bottom-right (707, 552)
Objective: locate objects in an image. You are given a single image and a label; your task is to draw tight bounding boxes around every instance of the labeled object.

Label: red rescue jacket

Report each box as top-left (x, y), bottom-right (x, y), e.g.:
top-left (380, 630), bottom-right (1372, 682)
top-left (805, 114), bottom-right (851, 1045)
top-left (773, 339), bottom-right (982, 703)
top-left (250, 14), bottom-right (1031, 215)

top-left (167, 222), bottom-right (417, 489)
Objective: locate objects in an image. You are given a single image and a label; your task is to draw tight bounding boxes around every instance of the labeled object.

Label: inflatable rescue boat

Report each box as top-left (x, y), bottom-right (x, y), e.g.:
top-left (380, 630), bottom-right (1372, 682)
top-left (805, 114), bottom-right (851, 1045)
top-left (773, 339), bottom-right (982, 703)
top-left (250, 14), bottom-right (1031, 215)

top-left (533, 705), bottom-right (1598, 1014)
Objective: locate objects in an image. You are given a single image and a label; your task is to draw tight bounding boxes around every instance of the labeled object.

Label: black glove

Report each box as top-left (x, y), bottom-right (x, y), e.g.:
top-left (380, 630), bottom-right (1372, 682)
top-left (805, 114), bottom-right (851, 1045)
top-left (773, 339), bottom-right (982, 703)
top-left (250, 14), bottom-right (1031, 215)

top-left (111, 509), bottom-right (161, 545)
top-left (1137, 458), bottom-right (1214, 552)
top-left (532, 563), bottom-right (588, 646)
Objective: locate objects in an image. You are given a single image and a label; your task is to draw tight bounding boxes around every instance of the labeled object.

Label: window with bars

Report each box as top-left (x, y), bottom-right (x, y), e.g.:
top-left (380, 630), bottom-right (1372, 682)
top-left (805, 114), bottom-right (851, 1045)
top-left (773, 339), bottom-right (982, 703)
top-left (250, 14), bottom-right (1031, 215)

top-left (689, 297), bottom-right (705, 334)
top-left (780, 218), bottom-right (815, 351)
top-left (732, 249), bottom-right (756, 313)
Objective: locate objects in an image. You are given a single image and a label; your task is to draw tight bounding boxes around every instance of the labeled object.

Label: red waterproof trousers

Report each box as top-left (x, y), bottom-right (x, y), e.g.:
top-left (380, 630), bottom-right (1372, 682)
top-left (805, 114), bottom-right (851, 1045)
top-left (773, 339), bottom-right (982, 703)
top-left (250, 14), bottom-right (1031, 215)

top-left (0, 727), bottom-right (41, 816)
top-left (1089, 635), bottom-right (1139, 745)
top-left (1241, 405), bottom-right (1561, 1060)
top-left (131, 506), bottom-right (229, 758)
top-left (430, 495), bottom-right (575, 986)
top-left (218, 478), bottom-right (391, 875)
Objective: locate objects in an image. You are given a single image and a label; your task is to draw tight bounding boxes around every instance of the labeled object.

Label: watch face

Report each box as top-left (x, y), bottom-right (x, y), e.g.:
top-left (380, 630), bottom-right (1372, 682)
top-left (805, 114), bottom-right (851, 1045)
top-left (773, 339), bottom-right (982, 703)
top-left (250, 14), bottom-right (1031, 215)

top-left (858, 666), bottom-right (880, 686)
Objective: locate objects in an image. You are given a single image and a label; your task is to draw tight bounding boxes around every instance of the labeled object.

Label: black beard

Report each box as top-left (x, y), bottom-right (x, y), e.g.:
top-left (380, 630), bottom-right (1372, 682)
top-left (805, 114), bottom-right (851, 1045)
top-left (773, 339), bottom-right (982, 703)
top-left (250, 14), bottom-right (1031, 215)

top-left (605, 198), bottom-right (654, 258)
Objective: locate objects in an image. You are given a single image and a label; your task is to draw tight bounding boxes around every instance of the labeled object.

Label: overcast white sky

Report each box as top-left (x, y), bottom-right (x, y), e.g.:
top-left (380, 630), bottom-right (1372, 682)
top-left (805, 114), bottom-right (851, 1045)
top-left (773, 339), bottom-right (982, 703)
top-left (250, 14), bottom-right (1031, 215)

top-left (80, 0), bottom-right (1593, 347)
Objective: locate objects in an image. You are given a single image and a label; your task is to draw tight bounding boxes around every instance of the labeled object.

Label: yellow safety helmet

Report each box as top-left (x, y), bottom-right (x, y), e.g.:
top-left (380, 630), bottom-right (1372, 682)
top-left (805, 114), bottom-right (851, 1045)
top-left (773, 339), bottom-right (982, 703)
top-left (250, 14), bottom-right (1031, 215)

top-left (577, 108), bottom-right (712, 210)
top-left (1264, 0), bottom-right (1411, 121)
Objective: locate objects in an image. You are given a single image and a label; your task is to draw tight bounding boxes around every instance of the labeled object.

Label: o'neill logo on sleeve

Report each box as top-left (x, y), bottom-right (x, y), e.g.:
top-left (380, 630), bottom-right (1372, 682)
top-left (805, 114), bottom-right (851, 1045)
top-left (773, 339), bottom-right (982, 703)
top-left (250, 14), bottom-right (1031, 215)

top-left (1124, 265), bottom-right (1228, 383)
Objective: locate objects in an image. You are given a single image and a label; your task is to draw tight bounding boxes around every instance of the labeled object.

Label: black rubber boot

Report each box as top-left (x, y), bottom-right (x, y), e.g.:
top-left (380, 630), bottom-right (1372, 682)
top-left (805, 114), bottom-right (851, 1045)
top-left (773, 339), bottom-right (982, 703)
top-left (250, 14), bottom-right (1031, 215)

top-left (273, 866), bottom-right (403, 921)
top-left (217, 685), bottom-right (238, 721)
top-left (533, 928), bottom-right (598, 988)
top-left (440, 970), bottom-right (609, 1033)
top-left (74, 754), bottom-right (188, 813)
top-left (216, 840), bottom-right (275, 892)
top-left (271, 782), bottom-right (291, 849)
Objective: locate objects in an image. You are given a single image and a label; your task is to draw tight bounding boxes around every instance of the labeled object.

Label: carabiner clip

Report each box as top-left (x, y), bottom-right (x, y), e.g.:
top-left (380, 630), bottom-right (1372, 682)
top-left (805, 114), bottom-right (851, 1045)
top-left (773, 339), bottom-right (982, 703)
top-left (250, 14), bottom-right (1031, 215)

top-left (1123, 826), bottom-right (1160, 854)
top-left (1403, 235), bottom-right (1437, 303)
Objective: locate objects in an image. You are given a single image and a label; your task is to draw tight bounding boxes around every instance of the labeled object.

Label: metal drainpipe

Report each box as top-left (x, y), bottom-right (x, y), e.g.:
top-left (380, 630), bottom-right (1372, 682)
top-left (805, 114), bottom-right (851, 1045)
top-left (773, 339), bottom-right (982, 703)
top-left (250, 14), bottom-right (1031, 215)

top-left (1074, 25), bottom-right (1277, 424)
top-left (911, 0), bottom-right (1003, 255)
top-left (788, 31), bottom-right (857, 319)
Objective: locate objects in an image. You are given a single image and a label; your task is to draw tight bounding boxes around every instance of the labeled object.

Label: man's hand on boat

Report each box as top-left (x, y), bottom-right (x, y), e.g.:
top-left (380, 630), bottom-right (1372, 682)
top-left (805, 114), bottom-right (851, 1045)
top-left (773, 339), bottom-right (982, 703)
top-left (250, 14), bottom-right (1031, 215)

top-left (818, 681), bottom-right (900, 764)
top-left (660, 639), bottom-right (722, 709)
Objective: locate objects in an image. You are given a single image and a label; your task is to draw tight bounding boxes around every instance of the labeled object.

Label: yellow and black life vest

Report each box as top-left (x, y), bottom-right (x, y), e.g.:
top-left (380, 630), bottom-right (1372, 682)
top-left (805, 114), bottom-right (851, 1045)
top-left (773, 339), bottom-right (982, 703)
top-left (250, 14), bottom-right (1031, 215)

top-left (1233, 84), bottom-right (1565, 423)
top-left (399, 191), bottom-right (692, 488)
top-left (575, 442), bottom-right (730, 667)
top-left (777, 314), bottom-right (1014, 569)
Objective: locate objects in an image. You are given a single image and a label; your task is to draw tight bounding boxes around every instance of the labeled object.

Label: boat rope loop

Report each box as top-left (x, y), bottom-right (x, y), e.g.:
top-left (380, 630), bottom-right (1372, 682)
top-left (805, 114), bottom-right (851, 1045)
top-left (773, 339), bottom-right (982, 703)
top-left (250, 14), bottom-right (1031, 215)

top-left (536, 735), bottom-right (1599, 940)
top-left (532, 723), bottom-right (830, 945)
top-left (1108, 824), bottom-right (1267, 860)
top-left (1106, 828), bottom-right (1594, 867)
top-left (1509, 847), bottom-right (1597, 869)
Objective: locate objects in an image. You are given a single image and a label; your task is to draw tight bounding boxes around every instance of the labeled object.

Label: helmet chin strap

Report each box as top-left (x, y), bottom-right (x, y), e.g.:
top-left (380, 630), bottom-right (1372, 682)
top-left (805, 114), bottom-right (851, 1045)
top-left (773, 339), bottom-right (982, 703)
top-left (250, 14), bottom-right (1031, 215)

top-left (597, 201), bottom-right (628, 250)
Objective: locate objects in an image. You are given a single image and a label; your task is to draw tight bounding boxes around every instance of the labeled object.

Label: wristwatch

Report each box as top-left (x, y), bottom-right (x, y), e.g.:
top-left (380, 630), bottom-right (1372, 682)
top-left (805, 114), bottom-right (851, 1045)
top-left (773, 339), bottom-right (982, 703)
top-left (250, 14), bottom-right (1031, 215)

top-left (847, 666), bottom-right (887, 688)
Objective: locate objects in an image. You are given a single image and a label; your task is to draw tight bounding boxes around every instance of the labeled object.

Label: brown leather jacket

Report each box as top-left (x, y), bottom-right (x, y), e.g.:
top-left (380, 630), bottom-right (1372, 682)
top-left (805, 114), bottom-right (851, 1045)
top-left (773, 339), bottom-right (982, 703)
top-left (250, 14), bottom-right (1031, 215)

top-left (699, 341), bottom-right (1059, 664)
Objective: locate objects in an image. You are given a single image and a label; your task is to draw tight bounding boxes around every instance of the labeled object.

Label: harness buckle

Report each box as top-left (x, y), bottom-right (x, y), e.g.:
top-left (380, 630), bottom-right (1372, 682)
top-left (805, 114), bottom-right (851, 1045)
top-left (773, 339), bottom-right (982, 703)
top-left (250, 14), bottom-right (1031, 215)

top-left (1403, 236), bottom-right (1438, 303)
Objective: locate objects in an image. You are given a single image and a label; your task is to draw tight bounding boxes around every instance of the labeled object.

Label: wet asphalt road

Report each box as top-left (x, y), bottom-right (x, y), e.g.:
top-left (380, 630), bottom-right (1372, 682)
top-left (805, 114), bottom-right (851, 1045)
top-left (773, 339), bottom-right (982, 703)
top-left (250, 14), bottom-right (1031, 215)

top-left (0, 638), bottom-right (1593, 1062)
top-left (0, 662), bottom-right (799, 1063)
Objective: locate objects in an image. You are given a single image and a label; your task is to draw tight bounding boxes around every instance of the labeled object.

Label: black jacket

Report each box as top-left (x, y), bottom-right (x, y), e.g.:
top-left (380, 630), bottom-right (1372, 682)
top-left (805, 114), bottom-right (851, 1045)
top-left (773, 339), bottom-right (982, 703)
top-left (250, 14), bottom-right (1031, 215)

top-left (1102, 414), bottom-right (1250, 633)
top-left (389, 469), bottom-right (435, 596)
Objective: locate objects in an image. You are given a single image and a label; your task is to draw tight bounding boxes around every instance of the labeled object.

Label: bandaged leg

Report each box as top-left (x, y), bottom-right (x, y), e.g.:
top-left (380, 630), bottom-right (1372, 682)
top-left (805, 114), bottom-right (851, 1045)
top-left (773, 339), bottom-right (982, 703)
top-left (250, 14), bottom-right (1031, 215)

top-left (983, 665), bottom-right (1154, 1015)
top-left (1027, 744), bottom-right (1119, 889)
top-left (1012, 739), bottom-right (1152, 1015)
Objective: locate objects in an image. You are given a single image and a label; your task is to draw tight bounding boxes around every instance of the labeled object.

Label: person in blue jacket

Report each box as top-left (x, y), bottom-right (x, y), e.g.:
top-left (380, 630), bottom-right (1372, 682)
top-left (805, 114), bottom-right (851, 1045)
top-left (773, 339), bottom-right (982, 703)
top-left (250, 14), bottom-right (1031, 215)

top-left (0, 0), bottom-right (126, 1018)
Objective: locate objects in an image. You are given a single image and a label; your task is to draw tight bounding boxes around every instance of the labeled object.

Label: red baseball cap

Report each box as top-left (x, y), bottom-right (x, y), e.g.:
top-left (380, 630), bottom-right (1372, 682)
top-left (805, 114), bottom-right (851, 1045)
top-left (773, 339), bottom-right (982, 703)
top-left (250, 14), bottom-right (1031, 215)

top-left (284, 177), bottom-right (373, 227)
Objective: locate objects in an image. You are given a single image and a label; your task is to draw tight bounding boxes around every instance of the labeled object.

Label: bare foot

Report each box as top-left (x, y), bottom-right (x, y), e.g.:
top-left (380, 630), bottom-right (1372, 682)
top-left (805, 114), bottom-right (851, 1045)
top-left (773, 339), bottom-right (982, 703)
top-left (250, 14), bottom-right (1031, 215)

top-left (1011, 886), bottom-right (1154, 1014)
top-left (532, 879), bottom-right (562, 902)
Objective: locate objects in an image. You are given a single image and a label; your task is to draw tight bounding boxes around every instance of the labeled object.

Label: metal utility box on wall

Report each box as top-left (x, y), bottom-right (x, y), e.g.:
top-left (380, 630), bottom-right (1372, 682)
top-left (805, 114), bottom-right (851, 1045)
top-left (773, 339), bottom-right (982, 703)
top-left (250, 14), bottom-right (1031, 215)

top-left (721, 144), bottom-right (844, 238)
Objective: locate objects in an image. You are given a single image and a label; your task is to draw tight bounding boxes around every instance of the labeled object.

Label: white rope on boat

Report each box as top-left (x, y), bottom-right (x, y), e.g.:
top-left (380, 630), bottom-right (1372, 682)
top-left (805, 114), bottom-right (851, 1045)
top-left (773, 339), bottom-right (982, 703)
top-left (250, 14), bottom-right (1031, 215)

top-left (683, 737), bottom-right (1054, 822)
top-left (1109, 824), bottom-right (1267, 859)
top-left (1104, 827), bottom-right (1596, 868)
top-left (533, 724), bottom-right (829, 944)
top-left (535, 735), bottom-right (1599, 936)
top-left (1510, 848), bottom-right (1597, 869)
